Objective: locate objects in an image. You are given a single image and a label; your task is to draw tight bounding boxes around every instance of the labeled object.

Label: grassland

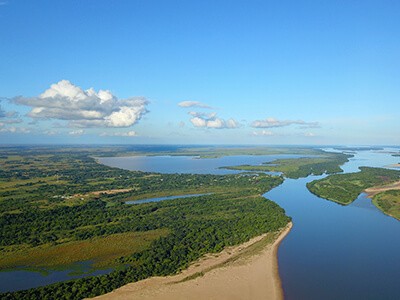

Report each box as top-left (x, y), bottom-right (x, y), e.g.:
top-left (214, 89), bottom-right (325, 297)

top-left (0, 229), bottom-right (169, 270)
top-left (307, 167), bottom-right (400, 207)
top-left (222, 152), bottom-right (351, 179)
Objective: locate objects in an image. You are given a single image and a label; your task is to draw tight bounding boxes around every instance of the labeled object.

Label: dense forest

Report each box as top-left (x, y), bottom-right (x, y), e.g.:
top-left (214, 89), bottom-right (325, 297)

top-left (0, 146), bottom-right (290, 299)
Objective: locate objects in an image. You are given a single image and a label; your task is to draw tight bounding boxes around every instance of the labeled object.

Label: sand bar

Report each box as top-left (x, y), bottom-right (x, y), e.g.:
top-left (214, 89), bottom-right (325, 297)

top-left (365, 180), bottom-right (400, 197)
top-left (92, 222), bottom-right (293, 300)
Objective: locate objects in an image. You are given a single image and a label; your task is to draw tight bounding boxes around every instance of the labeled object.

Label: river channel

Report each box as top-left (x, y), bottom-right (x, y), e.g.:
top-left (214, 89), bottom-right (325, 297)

top-left (266, 149), bottom-right (400, 299)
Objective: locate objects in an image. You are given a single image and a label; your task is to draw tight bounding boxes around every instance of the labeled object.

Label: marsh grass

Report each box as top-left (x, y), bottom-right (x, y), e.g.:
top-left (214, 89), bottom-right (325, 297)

top-left (0, 229), bottom-right (169, 270)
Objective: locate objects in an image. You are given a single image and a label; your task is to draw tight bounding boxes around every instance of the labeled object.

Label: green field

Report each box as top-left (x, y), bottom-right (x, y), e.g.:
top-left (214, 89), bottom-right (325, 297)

top-left (222, 152), bottom-right (351, 179)
top-left (307, 167), bottom-right (400, 208)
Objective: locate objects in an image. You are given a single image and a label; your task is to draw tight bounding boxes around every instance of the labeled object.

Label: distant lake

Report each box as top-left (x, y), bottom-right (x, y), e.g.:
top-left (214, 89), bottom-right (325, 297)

top-left (97, 154), bottom-right (308, 175)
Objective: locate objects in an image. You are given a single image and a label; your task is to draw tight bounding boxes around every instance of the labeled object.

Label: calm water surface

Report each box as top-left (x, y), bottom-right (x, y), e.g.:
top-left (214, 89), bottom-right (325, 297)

top-left (126, 193), bottom-right (210, 204)
top-left (267, 149), bottom-right (400, 300)
top-left (0, 261), bottom-right (111, 293)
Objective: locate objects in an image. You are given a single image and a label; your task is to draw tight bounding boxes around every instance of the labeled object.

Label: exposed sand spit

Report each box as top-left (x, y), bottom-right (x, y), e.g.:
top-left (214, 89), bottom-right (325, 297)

top-left (92, 222), bottom-right (292, 300)
top-left (365, 180), bottom-right (400, 197)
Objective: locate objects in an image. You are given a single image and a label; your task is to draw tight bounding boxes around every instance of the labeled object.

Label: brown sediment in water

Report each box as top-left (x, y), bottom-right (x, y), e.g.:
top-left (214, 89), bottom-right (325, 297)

top-left (91, 222), bottom-right (293, 300)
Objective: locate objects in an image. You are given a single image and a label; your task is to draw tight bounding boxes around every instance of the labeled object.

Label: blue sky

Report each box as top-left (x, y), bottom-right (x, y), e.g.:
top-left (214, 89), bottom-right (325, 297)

top-left (1, 0), bottom-right (399, 145)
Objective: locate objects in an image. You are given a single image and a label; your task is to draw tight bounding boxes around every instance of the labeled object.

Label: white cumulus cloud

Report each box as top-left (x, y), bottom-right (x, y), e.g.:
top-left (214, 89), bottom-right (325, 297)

top-left (13, 80), bottom-right (149, 128)
top-left (189, 112), bottom-right (239, 129)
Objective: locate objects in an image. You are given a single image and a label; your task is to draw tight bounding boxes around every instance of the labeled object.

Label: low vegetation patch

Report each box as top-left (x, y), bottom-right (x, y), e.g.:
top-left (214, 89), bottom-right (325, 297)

top-left (0, 229), bottom-right (169, 270)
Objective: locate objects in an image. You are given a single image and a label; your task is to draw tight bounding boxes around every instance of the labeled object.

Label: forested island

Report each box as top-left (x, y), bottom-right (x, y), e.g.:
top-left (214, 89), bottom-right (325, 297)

top-left (221, 151), bottom-right (351, 179)
top-left (0, 146), bottom-right (293, 299)
top-left (307, 167), bottom-right (400, 219)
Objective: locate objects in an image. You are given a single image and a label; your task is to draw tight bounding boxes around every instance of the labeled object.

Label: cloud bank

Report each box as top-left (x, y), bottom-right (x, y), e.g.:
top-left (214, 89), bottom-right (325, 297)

top-left (179, 102), bottom-right (239, 129)
top-left (13, 80), bottom-right (149, 128)
top-left (251, 117), bottom-right (319, 129)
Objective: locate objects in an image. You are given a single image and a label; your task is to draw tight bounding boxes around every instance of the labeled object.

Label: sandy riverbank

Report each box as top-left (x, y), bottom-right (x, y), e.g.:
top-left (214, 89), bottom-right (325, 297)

top-left (365, 180), bottom-right (400, 197)
top-left (92, 222), bottom-right (293, 300)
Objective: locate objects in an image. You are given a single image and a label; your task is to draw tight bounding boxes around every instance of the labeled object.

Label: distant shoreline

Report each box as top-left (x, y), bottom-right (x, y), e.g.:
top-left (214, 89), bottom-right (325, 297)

top-left (92, 222), bottom-right (293, 300)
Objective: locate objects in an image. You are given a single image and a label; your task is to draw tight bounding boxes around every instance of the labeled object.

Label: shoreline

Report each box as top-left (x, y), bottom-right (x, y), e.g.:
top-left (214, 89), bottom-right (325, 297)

top-left (92, 222), bottom-right (293, 300)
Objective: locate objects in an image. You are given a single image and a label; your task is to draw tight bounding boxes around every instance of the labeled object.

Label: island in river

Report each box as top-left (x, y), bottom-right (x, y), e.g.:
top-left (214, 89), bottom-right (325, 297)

top-left (307, 166), bottom-right (400, 220)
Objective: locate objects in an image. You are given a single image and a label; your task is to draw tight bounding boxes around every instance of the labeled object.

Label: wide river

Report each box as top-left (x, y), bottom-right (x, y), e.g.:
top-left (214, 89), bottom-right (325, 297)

top-left (100, 149), bottom-right (400, 299)
top-left (266, 149), bottom-right (400, 300)
top-left (2, 149), bottom-right (399, 298)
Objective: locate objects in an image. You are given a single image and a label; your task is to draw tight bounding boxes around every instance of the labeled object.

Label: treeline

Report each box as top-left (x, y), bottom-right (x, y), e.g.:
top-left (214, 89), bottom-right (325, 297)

top-left (1, 196), bottom-right (290, 299)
